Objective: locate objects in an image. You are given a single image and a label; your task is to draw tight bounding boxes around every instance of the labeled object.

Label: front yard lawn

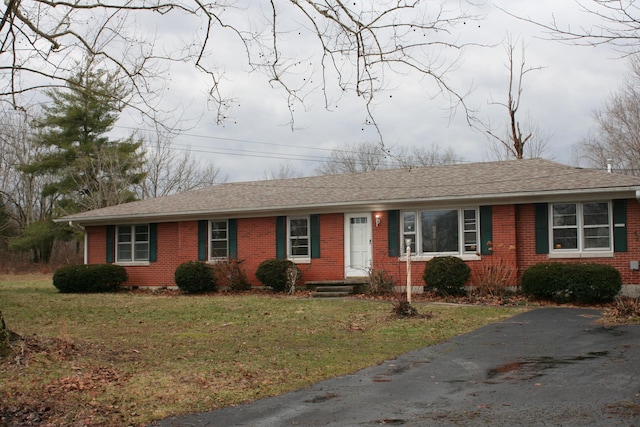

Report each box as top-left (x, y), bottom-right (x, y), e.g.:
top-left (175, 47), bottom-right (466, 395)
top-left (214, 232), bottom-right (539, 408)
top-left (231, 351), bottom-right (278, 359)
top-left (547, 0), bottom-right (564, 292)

top-left (0, 275), bottom-right (526, 426)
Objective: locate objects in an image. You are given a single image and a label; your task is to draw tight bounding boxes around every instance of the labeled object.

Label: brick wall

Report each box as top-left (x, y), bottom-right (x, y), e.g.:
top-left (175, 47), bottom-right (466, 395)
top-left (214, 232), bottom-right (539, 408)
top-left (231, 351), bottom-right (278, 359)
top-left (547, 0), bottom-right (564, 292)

top-left (85, 201), bottom-right (640, 290)
top-left (516, 199), bottom-right (640, 286)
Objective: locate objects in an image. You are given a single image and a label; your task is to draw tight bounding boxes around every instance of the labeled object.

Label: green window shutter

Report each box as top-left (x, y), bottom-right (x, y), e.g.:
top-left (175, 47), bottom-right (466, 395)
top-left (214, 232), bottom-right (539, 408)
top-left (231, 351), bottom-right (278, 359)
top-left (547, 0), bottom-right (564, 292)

top-left (613, 199), bottom-right (627, 252)
top-left (276, 216), bottom-right (286, 259)
top-left (106, 225), bottom-right (115, 263)
top-left (310, 214), bottom-right (320, 259)
top-left (149, 223), bottom-right (157, 262)
top-left (228, 219), bottom-right (238, 259)
top-left (479, 206), bottom-right (493, 255)
top-left (388, 210), bottom-right (400, 257)
top-left (535, 203), bottom-right (549, 254)
top-left (198, 220), bottom-right (208, 261)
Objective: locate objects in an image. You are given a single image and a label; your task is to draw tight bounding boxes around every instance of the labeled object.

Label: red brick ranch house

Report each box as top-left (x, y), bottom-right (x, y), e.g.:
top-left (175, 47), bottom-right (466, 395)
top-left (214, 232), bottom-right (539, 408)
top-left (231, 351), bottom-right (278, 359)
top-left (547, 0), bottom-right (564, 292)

top-left (58, 159), bottom-right (640, 297)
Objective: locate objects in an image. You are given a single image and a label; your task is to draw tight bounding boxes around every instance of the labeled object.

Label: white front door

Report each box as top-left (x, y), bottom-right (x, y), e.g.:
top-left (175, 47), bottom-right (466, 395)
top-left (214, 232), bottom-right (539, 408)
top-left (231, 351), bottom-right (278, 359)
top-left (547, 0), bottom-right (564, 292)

top-left (345, 213), bottom-right (372, 277)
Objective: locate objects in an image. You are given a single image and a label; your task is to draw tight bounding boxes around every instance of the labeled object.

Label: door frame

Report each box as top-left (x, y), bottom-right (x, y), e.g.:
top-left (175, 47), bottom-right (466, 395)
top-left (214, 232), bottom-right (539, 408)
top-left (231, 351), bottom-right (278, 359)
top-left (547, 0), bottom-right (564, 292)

top-left (344, 212), bottom-right (373, 277)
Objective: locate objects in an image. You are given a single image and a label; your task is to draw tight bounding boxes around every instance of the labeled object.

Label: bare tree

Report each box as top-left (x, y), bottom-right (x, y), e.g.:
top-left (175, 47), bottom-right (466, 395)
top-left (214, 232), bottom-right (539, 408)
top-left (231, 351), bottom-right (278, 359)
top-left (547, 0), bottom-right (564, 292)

top-left (0, 109), bottom-right (57, 233)
top-left (485, 38), bottom-right (549, 160)
top-left (315, 141), bottom-right (389, 175)
top-left (263, 162), bottom-right (302, 180)
top-left (139, 134), bottom-right (226, 198)
top-left (315, 141), bottom-right (462, 175)
top-left (486, 117), bottom-right (553, 161)
top-left (397, 145), bottom-right (463, 167)
top-left (575, 55), bottom-right (640, 175)
top-left (0, 1), bottom-right (482, 132)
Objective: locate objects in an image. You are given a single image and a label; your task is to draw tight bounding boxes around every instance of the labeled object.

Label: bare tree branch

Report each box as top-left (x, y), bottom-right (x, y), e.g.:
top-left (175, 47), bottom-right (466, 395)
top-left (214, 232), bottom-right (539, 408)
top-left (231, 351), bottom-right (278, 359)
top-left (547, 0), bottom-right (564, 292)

top-left (498, 1), bottom-right (640, 55)
top-left (1, 1), bottom-right (483, 136)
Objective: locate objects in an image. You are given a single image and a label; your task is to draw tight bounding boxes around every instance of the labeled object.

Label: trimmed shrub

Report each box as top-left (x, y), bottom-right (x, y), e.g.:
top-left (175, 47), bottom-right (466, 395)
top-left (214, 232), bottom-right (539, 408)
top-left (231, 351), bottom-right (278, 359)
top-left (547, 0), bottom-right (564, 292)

top-left (520, 263), bottom-right (568, 301)
top-left (255, 258), bottom-right (301, 293)
top-left (521, 262), bottom-right (622, 304)
top-left (174, 261), bottom-right (217, 294)
top-left (423, 256), bottom-right (470, 297)
top-left (567, 264), bottom-right (622, 304)
top-left (53, 264), bottom-right (128, 293)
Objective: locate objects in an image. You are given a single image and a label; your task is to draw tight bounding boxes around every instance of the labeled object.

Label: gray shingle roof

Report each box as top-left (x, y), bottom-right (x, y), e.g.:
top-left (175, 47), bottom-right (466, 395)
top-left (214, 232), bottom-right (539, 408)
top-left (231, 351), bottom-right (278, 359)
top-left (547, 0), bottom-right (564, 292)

top-left (60, 159), bottom-right (640, 225)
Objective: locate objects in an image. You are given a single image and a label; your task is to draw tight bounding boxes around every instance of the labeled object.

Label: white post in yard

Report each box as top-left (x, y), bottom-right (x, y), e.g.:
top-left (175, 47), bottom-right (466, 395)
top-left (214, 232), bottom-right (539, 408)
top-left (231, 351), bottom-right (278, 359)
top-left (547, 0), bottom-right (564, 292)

top-left (405, 238), bottom-right (412, 304)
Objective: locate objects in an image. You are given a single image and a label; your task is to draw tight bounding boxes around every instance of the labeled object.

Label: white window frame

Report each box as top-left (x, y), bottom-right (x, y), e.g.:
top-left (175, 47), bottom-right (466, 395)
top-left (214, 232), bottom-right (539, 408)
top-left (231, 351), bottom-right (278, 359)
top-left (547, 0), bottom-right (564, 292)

top-left (550, 202), bottom-right (613, 257)
top-left (288, 216), bottom-right (310, 261)
top-left (400, 207), bottom-right (479, 260)
top-left (116, 224), bottom-right (150, 264)
top-left (209, 220), bottom-right (229, 260)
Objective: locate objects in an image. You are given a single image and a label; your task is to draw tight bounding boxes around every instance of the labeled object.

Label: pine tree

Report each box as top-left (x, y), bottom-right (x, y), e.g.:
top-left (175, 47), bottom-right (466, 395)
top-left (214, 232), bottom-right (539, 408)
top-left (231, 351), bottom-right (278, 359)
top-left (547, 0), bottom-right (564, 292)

top-left (23, 61), bottom-right (145, 215)
top-left (15, 60), bottom-right (145, 263)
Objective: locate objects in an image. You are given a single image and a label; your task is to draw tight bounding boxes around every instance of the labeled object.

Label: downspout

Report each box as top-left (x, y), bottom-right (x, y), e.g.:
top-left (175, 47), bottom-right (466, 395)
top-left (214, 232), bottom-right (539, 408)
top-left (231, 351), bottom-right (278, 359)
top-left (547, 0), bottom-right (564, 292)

top-left (68, 221), bottom-right (87, 265)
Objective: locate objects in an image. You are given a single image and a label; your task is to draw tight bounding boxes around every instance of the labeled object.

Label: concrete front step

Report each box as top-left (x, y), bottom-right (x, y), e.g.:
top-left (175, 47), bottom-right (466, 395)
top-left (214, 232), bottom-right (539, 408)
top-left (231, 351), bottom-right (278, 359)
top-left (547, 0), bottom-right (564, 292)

top-left (315, 285), bottom-right (355, 293)
top-left (306, 279), bottom-right (368, 298)
top-left (311, 291), bottom-right (351, 298)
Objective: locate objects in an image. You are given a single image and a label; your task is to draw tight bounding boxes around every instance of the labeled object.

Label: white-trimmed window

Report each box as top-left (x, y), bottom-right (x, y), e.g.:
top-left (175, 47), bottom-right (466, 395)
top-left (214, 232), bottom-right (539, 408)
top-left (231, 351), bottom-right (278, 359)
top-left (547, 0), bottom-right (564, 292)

top-left (288, 216), bottom-right (310, 258)
top-left (210, 220), bottom-right (228, 259)
top-left (551, 202), bottom-right (611, 252)
top-left (117, 224), bottom-right (149, 262)
top-left (401, 208), bottom-right (478, 255)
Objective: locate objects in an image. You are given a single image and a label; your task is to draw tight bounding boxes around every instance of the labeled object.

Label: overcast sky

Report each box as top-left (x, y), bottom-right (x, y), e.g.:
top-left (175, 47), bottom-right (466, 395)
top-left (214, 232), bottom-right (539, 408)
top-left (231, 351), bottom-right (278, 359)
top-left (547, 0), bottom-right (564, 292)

top-left (114, 1), bottom-right (629, 183)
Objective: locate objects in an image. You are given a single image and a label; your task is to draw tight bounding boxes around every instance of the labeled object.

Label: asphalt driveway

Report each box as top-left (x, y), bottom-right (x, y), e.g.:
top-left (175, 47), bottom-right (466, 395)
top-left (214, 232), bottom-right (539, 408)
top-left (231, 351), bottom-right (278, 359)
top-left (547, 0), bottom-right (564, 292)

top-left (152, 308), bottom-right (640, 426)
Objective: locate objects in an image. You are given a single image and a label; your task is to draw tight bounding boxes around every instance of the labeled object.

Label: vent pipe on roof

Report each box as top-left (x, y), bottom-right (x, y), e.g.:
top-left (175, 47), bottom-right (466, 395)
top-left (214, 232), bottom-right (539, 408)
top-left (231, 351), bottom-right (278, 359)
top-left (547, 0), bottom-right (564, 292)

top-left (606, 159), bottom-right (613, 173)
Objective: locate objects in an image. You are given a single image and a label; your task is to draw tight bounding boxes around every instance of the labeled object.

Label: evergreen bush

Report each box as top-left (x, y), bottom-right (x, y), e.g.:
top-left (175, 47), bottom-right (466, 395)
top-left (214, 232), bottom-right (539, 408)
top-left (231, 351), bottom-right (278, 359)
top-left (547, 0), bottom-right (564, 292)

top-left (521, 262), bottom-right (622, 303)
top-left (423, 256), bottom-right (470, 296)
top-left (174, 261), bottom-right (217, 293)
top-left (255, 258), bottom-right (301, 292)
top-left (53, 264), bottom-right (127, 293)
top-left (520, 263), bottom-right (567, 300)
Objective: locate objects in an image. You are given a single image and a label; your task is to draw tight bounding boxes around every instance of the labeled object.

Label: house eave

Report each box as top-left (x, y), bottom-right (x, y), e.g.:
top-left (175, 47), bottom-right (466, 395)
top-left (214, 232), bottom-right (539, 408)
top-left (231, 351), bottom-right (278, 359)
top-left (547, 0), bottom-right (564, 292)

top-left (58, 186), bottom-right (640, 227)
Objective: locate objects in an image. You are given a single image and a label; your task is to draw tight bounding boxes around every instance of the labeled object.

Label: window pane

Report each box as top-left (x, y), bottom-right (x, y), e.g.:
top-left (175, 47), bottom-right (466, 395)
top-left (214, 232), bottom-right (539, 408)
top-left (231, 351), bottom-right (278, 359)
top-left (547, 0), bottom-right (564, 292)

top-left (135, 243), bottom-right (149, 260)
top-left (211, 221), bottom-right (227, 240)
top-left (463, 209), bottom-right (476, 231)
top-left (464, 232), bottom-right (478, 252)
top-left (463, 209), bottom-right (477, 252)
top-left (553, 204), bottom-right (577, 226)
top-left (420, 210), bottom-right (459, 253)
top-left (290, 219), bottom-right (308, 237)
top-left (291, 238), bottom-right (309, 256)
top-left (210, 241), bottom-right (228, 258)
top-left (403, 212), bottom-right (416, 233)
top-left (117, 226), bottom-right (132, 261)
top-left (134, 225), bottom-right (149, 242)
top-left (118, 227), bottom-right (132, 243)
top-left (289, 217), bottom-right (309, 257)
top-left (553, 228), bottom-right (578, 250)
top-left (584, 227), bottom-right (610, 249)
top-left (583, 203), bottom-right (609, 226)
top-left (117, 244), bottom-right (132, 262)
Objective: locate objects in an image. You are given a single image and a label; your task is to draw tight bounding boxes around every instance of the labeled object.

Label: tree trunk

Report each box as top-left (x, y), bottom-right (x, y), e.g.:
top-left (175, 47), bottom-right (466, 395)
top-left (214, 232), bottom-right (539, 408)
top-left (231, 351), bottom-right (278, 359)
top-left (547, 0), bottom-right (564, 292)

top-left (1, 309), bottom-right (12, 357)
